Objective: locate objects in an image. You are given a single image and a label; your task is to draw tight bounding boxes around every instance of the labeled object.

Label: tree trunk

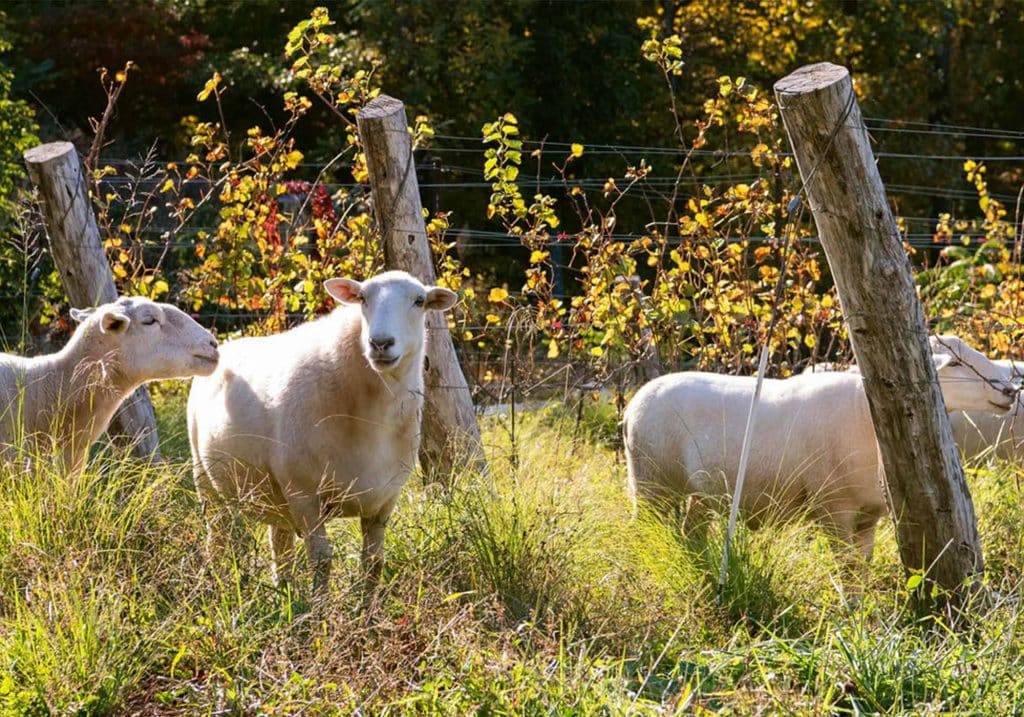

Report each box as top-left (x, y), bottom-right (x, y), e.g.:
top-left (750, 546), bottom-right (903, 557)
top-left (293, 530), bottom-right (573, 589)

top-left (356, 96), bottom-right (486, 482)
top-left (774, 63), bottom-right (981, 606)
top-left (24, 141), bottom-right (161, 460)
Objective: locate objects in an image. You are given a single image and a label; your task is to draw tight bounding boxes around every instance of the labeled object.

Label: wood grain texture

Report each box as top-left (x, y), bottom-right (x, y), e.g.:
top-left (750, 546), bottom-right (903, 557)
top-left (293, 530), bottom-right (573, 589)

top-left (357, 96), bottom-right (486, 481)
top-left (775, 63), bottom-right (982, 598)
top-left (24, 141), bottom-right (161, 459)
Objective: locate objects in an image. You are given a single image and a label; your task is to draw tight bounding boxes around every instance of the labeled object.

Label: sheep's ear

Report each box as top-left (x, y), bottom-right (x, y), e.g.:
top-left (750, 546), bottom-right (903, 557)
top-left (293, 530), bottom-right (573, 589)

top-left (324, 278), bottom-right (363, 305)
top-left (99, 309), bottom-right (131, 334)
top-left (931, 352), bottom-right (955, 372)
top-left (70, 307), bottom-right (94, 323)
top-left (424, 286), bottom-right (458, 312)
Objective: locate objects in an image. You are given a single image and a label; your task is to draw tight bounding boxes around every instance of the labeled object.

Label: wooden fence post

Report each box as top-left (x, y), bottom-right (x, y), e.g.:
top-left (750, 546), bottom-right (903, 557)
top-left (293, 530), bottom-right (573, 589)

top-left (775, 63), bottom-right (981, 603)
top-left (24, 141), bottom-right (161, 460)
top-left (357, 95), bottom-right (486, 481)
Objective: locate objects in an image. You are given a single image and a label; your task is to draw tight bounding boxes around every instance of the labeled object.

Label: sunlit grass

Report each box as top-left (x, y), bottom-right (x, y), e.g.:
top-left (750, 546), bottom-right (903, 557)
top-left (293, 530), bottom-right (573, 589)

top-left (1, 390), bottom-right (1023, 713)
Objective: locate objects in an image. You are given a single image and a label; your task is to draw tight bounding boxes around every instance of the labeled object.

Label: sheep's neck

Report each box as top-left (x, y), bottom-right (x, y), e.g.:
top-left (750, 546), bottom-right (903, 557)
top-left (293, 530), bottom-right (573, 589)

top-left (48, 329), bottom-right (136, 462)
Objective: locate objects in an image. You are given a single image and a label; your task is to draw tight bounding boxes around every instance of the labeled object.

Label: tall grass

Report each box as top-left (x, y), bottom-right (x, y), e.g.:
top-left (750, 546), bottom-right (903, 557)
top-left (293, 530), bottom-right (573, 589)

top-left (1, 389), bottom-right (1024, 713)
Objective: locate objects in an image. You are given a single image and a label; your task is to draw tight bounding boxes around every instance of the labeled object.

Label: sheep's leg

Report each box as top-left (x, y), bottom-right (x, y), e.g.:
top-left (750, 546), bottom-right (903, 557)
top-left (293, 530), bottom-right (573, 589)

top-left (194, 470), bottom-right (230, 557)
top-left (61, 445), bottom-right (85, 477)
top-left (682, 495), bottom-right (712, 534)
top-left (360, 507), bottom-right (393, 609)
top-left (844, 512), bottom-right (882, 592)
top-left (268, 525), bottom-right (297, 587)
top-left (820, 511), bottom-right (873, 595)
top-left (287, 495), bottom-right (332, 594)
top-left (851, 515), bottom-right (879, 564)
top-left (631, 475), bottom-right (680, 523)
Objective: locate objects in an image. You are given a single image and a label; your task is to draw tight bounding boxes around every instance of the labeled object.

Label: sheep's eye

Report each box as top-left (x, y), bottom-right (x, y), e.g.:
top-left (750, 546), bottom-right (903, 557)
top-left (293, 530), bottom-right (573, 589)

top-left (141, 317), bottom-right (158, 326)
top-left (414, 296), bottom-right (425, 307)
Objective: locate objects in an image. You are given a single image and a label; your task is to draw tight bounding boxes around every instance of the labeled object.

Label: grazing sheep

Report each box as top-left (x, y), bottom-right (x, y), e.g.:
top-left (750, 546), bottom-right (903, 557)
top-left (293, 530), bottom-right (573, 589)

top-left (0, 297), bottom-right (219, 474)
top-left (187, 270), bottom-right (457, 596)
top-left (951, 359), bottom-right (1024, 460)
top-left (623, 335), bottom-right (1018, 562)
top-left (802, 359), bottom-right (1024, 461)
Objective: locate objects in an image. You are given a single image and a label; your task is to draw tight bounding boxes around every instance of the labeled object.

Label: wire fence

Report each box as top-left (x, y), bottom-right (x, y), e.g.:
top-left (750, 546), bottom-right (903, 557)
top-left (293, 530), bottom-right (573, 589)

top-left (6, 112), bottom-right (1023, 405)
top-left (23, 115), bottom-right (1024, 262)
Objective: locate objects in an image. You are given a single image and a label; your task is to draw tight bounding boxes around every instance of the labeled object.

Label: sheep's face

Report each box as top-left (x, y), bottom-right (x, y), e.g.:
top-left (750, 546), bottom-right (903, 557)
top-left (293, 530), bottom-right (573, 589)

top-left (325, 270), bottom-right (457, 374)
top-left (71, 297), bottom-right (219, 384)
top-left (931, 334), bottom-right (1020, 414)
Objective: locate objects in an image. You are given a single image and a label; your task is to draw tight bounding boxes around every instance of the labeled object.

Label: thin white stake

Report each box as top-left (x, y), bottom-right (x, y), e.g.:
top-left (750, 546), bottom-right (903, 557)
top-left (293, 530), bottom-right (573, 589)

top-left (717, 335), bottom-right (773, 593)
top-left (717, 196), bottom-right (803, 598)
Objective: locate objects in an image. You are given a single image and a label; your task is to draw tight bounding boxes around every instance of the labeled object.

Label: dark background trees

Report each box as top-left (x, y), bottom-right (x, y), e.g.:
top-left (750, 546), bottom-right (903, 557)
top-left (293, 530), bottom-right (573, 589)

top-left (5, 0), bottom-right (1022, 219)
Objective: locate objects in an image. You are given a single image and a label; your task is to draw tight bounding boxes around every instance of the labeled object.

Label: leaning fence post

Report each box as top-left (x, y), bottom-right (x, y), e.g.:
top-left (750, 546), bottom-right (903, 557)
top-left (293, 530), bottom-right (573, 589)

top-left (775, 63), bottom-right (981, 607)
top-left (357, 95), bottom-right (487, 482)
top-left (24, 141), bottom-right (161, 460)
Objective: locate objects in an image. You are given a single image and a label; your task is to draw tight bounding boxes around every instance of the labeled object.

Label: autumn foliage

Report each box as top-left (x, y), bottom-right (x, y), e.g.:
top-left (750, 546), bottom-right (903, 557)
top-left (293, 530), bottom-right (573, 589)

top-left (13, 6), bottom-right (1024, 395)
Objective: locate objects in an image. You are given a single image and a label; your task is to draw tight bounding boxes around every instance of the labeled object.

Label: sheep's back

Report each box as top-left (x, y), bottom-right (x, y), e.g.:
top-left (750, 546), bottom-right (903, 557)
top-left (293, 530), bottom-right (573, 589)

top-left (625, 371), bottom-right (878, 507)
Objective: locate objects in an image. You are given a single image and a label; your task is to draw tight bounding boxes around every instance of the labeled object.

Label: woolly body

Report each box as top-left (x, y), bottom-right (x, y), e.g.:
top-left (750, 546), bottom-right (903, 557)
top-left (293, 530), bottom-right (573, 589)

top-left (187, 271), bottom-right (457, 593)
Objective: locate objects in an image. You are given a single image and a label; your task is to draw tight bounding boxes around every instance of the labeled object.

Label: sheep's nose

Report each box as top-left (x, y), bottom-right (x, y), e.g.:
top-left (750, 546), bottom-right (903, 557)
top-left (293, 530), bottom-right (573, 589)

top-left (369, 336), bottom-right (395, 352)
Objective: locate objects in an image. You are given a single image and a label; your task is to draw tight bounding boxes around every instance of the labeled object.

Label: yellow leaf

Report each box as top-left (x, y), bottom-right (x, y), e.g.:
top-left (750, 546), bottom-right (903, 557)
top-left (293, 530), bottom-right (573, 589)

top-left (488, 287), bottom-right (509, 303)
top-left (197, 72), bottom-right (222, 102)
top-left (590, 346), bottom-right (604, 357)
top-left (159, 179), bottom-right (174, 193)
top-left (547, 339), bottom-right (560, 358)
top-left (529, 250), bottom-right (549, 264)
top-left (570, 143), bottom-right (584, 158)
top-left (284, 150), bottom-right (304, 169)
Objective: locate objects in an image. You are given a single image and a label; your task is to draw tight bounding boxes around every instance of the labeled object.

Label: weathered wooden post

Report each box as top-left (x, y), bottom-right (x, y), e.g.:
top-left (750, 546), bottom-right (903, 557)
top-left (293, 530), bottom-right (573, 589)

top-left (775, 63), bottom-right (981, 603)
top-left (357, 95), bottom-right (486, 480)
top-left (24, 141), bottom-right (161, 459)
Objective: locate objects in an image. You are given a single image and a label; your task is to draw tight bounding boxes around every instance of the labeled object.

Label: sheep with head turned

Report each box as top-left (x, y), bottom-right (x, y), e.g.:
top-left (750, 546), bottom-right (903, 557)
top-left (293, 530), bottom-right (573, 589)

top-left (802, 358), bottom-right (1024, 462)
top-left (0, 296), bottom-right (219, 474)
top-left (623, 334), bottom-right (1019, 565)
top-left (187, 270), bottom-right (458, 598)
top-left (950, 359), bottom-right (1024, 461)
